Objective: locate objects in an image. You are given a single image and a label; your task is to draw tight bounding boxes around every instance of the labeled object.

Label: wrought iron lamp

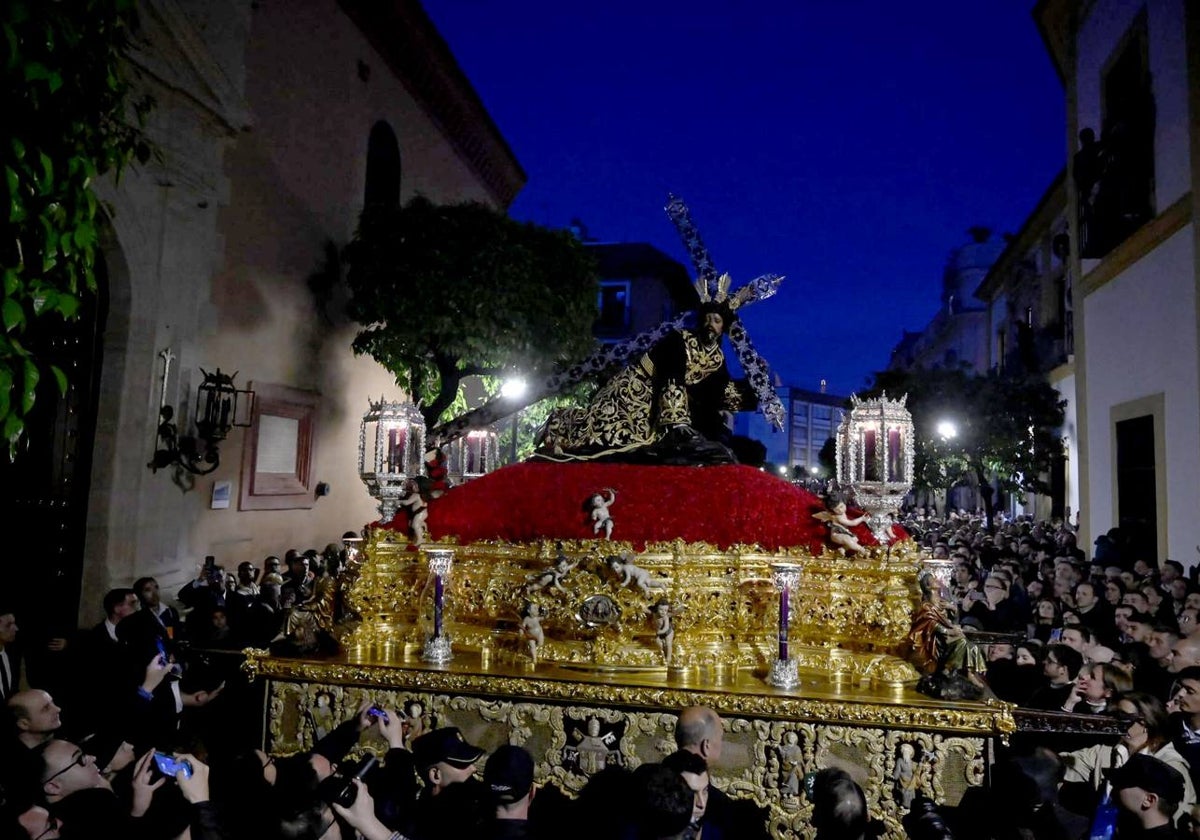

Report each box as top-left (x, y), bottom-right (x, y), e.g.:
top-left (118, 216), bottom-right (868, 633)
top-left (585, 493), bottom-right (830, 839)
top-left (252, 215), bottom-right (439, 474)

top-left (358, 397), bottom-right (425, 522)
top-left (835, 393), bottom-right (915, 543)
top-left (148, 349), bottom-right (253, 476)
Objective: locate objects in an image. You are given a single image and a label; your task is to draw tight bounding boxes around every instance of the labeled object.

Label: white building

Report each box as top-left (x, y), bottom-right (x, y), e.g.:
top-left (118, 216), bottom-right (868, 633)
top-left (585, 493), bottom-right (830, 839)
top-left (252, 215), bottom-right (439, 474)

top-left (1036, 0), bottom-right (1200, 564)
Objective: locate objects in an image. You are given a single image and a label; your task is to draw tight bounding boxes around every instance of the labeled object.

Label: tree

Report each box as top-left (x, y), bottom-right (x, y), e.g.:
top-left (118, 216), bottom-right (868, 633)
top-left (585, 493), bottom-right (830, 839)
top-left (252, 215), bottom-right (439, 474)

top-left (344, 197), bottom-right (599, 428)
top-left (1, 0), bottom-right (151, 455)
top-left (864, 367), bottom-right (1066, 532)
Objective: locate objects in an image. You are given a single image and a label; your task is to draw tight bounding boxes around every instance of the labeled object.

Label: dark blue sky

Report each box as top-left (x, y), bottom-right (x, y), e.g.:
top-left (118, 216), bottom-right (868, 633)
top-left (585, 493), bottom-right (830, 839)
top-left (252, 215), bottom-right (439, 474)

top-left (424, 2), bottom-right (1065, 397)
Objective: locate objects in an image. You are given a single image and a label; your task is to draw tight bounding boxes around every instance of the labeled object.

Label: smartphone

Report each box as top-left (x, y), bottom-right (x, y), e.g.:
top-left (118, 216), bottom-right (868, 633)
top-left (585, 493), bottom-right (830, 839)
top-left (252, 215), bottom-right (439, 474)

top-left (1048, 628), bottom-right (1063, 643)
top-left (153, 752), bottom-right (193, 780)
top-left (366, 705), bottom-right (390, 724)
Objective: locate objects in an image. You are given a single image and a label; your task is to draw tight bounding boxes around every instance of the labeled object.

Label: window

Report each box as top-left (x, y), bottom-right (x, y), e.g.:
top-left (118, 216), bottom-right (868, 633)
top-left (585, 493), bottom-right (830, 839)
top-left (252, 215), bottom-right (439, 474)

top-left (364, 121), bottom-right (401, 210)
top-left (1080, 13), bottom-right (1155, 257)
top-left (239, 383), bottom-right (320, 510)
top-left (596, 281), bottom-right (631, 336)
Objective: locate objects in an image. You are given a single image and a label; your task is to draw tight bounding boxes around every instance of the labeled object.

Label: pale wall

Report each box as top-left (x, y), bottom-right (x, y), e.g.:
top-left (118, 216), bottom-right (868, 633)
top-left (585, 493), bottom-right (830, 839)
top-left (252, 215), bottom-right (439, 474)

top-left (1082, 226), bottom-right (1200, 562)
top-left (82, 0), bottom-right (517, 614)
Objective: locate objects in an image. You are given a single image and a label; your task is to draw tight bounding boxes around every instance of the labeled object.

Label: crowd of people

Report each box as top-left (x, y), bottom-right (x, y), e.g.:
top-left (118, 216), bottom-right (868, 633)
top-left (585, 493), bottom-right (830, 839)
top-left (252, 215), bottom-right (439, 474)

top-left (901, 508), bottom-right (1200, 838)
top-left (6, 511), bottom-right (1200, 838)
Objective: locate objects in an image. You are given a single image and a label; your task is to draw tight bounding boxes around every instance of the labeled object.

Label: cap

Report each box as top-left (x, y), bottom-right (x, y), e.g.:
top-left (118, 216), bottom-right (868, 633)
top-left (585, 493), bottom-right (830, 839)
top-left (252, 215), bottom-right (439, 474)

top-left (1105, 754), bottom-right (1185, 802)
top-left (412, 727), bottom-right (485, 770)
top-left (483, 745), bottom-right (534, 803)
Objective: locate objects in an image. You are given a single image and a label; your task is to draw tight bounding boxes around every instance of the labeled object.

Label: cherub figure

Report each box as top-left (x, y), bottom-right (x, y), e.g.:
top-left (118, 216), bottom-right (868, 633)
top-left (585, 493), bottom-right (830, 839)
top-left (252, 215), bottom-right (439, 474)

top-left (607, 552), bottom-right (668, 596)
top-left (397, 479), bottom-right (428, 544)
top-left (526, 544), bottom-right (579, 594)
top-left (585, 488), bottom-right (617, 539)
top-left (520, 602), bottom-right (545, 662)
top-left (651, 600), bottom-right (675, 665)
top-left (813, 496), bottom-right (868, 555)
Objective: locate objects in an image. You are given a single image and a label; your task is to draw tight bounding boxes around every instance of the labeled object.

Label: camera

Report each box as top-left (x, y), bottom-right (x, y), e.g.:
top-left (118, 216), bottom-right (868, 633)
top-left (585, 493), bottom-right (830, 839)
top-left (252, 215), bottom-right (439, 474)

top-left (366, 706), bottom-right (389, 724)
top-left (323, 755), bottom-right (378, 808)
top-left (151, 752), bottom-right (193, 781)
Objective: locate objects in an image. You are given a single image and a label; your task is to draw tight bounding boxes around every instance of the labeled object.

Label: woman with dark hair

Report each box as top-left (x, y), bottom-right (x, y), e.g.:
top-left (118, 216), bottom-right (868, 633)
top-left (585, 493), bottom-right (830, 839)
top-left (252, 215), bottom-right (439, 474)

top-left (1104, 578), bottom-right (1127, 607)
top-left (1028, 598), bottom-right (1062, 644)
top-left (1060, 691), bottom-right (1196, 816)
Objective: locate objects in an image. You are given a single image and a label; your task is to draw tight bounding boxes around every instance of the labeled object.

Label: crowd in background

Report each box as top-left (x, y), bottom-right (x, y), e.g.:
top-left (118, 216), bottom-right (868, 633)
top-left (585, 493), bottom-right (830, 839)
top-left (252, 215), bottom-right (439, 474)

top-left (5, 512), bottom-right (1200, 838)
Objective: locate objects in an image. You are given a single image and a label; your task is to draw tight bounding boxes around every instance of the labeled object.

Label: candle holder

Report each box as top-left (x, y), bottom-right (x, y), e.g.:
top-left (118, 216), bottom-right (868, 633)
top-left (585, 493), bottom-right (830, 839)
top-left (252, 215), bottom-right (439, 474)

top-left (422, 548), bottom-right (455, 664)
top-left (767, 562), bottom-right (803, 689)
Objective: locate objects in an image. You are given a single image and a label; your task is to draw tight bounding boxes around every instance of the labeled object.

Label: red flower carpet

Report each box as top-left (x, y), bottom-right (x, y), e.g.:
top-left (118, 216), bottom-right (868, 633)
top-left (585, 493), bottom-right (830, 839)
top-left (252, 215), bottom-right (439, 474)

top-left (379, 462), bottom-right (887, 553)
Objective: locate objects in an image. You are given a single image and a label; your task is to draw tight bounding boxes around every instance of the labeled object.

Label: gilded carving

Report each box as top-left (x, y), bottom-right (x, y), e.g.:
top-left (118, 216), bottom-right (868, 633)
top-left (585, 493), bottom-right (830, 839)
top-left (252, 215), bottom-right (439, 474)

top-left (257, 673), bottom-right (991, 840)
top-left (338, 533), bottom-right (929, 684)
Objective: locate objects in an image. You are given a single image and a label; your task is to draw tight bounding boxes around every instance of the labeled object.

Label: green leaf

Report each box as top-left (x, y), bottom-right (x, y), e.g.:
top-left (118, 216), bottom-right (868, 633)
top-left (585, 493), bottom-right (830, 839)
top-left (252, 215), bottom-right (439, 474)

top-left (55, 293), bottom-right (79, 319)
top-left (10, 137), bottom-right (25, 161)
top-left (32, 289), bottom-right (57, 315)
top-left (4, 412), bottom-right (24, 450)
top-left (2, 299), bottom-right (24, 332)
top-left (2, 269), bottom-right (17, 296)
top-left (21, 359), bottom-right (38, 413)
top-left (50, 365), bottom-right (67, 396)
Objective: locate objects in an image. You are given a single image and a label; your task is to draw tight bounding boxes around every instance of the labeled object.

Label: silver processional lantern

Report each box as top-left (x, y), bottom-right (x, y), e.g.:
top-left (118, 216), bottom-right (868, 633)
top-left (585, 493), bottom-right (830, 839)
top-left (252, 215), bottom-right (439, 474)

top-left (358, 397), bottom-right (426, 522)
top-left (835, 393), bottom-right (915, 543)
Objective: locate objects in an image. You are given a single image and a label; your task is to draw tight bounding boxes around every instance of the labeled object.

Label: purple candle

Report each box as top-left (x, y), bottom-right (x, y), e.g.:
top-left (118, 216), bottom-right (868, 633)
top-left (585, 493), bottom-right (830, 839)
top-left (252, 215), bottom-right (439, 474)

top-left (779, 584), bottom-right (790, 661)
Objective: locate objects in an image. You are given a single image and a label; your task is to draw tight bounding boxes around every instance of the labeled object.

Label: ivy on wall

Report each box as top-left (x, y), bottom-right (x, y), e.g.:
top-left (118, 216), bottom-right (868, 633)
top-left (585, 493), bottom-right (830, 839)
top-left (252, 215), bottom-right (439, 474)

top-left (1, 0), bottom-right (152, 455)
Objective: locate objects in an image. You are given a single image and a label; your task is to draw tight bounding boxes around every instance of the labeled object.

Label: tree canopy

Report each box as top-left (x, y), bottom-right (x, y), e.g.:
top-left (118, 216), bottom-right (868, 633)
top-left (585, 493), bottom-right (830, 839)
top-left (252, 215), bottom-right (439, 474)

top-left (864, 366), bottom-right (1066, 530)
top-left (1, 0), bottom-right (150, 455)
top-left (344, 197), bottom-right (599, 428)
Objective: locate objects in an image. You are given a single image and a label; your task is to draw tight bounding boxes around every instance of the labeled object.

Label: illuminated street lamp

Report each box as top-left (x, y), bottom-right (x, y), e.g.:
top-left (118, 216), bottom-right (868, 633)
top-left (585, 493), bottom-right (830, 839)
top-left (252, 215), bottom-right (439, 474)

top-left (502, 377), bottom-right (528, 464)
top-left (936, 420), bottom-right (958, 440)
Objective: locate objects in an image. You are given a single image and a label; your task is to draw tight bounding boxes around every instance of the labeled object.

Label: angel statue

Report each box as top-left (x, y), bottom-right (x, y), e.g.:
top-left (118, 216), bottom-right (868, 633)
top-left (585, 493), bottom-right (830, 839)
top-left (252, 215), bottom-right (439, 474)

top-left (813, 495), bottom-right (868, 556)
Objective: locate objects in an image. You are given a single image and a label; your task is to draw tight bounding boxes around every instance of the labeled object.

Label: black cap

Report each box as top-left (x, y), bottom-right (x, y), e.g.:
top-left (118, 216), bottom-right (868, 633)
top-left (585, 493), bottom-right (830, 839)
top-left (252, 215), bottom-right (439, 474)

top-left (483, 745), bottom-right (534, 803)
top-left (412, 727), bottom-right (485, 770)
top-left (1105, 754), bottom-right (1185, 802)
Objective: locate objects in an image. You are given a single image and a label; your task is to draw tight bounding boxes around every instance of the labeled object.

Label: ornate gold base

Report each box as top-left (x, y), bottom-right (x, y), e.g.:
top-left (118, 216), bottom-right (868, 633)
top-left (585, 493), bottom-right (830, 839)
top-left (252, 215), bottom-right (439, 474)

top-left (341, 532), bottom-right (924, 686)
top-left (245, 648), bottom-right (1013, 840)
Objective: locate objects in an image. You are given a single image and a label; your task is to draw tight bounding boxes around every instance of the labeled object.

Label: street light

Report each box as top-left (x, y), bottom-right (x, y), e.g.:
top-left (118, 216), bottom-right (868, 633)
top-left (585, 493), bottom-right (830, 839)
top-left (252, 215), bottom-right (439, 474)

top-left (502, 377), bottom-right (528, 464)
top-left (936, 420), bottom-right (958, 440)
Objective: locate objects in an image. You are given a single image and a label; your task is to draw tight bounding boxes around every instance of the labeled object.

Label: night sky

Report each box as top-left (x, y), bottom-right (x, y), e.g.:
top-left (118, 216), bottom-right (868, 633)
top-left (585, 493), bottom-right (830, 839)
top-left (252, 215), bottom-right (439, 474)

top-left (423, 2), bottom-right (1065, 397)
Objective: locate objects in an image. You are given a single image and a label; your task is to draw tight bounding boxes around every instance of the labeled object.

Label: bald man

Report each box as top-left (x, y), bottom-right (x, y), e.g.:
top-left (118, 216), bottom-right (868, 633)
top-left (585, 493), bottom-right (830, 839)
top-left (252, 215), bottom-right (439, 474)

top-left (7, 689), bottom-right (61, 749)
top-left (674, 706), bottom-right (724, 765)
top-left (1170, 637), bottom-right (1200, 674)
top-left (673, 707), bottom-right (770, 840)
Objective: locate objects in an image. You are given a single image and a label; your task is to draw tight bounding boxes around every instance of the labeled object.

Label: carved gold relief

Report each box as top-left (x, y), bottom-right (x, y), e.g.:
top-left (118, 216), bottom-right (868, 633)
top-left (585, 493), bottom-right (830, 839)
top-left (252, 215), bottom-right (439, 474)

top-left (337, 533), bottom-right (927, 685)
top-left (259, 675), bottom-right (990, 840)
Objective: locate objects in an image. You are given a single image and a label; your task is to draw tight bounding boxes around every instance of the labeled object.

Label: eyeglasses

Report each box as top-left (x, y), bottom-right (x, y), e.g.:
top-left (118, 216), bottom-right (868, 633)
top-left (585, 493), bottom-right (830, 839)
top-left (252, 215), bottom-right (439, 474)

top-left (42, 750), bottom-right (87, 786)
top-left (33, 817), bottom-right (61, 840)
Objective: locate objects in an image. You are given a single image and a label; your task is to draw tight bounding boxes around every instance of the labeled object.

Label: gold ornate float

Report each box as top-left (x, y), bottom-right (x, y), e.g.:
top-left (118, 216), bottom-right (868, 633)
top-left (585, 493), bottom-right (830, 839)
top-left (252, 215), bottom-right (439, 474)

top-left (338, 529), bottom-right (923, 686)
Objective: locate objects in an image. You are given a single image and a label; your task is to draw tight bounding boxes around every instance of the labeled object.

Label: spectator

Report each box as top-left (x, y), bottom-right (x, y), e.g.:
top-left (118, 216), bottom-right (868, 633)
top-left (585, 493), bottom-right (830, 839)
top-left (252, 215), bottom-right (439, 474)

top-left (410, 727), bottom-right (489, 838)
top-left (1062, 691), bottom-right (1195, 818)
top-left (7, 690), bottom-right (62, 750)
top-left (0, 605), bottom-right (20, 703)
top-left (1107, 753), bottom-right (1187, 839)
top-left (132, 577), bottom-right (182, 643)
top-left (809, 767), bottom-right (879, 840)
top-left (1028, 644), bottom-right (1084, 710)
top-left (630, 763), bottom-right (692, 840)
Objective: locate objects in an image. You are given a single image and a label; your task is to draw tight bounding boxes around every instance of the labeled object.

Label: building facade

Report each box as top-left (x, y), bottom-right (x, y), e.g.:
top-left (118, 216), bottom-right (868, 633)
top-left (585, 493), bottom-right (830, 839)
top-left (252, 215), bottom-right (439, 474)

top-left (0, 0), bottom-right (525, 631)
top-left (888, 228), bottom-right (1006, 374)
top-left (974, 171), bottom-right (1079, 522)
top-left (1037, 0), bottom-right (1200, 564)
